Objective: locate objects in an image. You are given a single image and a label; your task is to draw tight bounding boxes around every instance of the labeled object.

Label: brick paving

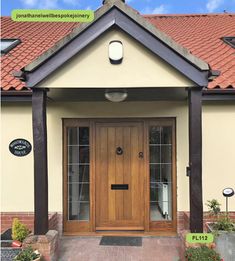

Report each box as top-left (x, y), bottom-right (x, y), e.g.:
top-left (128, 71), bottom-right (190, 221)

top-left (58, 236), bottom-right (181, 261)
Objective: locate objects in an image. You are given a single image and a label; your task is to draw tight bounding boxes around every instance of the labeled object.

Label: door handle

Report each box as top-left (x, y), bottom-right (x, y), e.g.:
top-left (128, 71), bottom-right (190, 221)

top-left (139, 152), bottom-right (144, 158)
top-left (116, 147), bottom-right (123, 155)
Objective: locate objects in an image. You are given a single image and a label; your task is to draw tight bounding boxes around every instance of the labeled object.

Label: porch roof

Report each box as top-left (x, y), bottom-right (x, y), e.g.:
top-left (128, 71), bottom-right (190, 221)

top-left (1, 7), bottom-right (235, 90)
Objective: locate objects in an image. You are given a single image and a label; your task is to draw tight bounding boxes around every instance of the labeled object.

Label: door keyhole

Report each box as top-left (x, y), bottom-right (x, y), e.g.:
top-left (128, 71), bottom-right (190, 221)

top-left (116, 147), bottom-right (123, 155)
top-left (139, 152), bottom-right (144, 158)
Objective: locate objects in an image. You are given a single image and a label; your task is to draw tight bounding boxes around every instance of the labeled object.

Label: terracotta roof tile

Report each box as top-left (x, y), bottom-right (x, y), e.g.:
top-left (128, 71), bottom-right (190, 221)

top-left (144, 13), bottom-right (235, 89)
top-left (1, 13), bottom-right (235, 90)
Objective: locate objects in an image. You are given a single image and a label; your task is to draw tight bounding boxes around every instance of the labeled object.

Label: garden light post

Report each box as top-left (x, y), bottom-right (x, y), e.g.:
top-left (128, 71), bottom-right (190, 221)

top-left (222, 188), bottom-right (234, 219)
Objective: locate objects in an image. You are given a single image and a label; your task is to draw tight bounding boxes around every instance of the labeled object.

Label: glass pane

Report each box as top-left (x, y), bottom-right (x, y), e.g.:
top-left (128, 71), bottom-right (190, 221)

top-left (149, 126), bottom-right (161, 144)
top-left (0, 40), bottom-right (16, 52)
top-left (69, 202), bottom-right (89, 221)
top-left (68, 127), bottom-right (79, 145)
top-left (150, 183), bottom-right (160, 202)
top-left (79, 146), bottom-right (89, 163)
top-left (79, 127), bottom-right (89, 145)
top-left (68, 165), bottom-right (89, 183)
top-left (68, 146), bottom-right (89, 164)
top-left (161, 145), bottom-right (172, 163)
top-left (149, 125), bottom-right (173, 222)
top-left (150, 201), bottom-right (172, 221)
top-left (162, 127), bottom-right (172, 144)
top-left (150, 164), bottom-right (161, 182)
top-left (150, 145), bottom-right (160, 163)
top-left (67, 126), bottom-right (90, 221)
top-left (69, 183), bottom-right (89, 202)
top-left (161, 164), bottom-right (172, 183)
top-left (150, 182), bottom-right (172, 221)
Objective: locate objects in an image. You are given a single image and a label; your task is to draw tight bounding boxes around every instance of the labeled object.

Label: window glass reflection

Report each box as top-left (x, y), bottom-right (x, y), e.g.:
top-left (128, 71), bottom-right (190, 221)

top-left (67, 127), bottom-right (90, 221)
top-left (149, 125), bottom-right (173, 221)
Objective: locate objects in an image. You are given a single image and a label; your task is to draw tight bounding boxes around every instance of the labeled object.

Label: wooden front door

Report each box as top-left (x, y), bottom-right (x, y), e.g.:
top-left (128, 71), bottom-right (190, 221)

top-left (95, 122), bottom-right (144, 230)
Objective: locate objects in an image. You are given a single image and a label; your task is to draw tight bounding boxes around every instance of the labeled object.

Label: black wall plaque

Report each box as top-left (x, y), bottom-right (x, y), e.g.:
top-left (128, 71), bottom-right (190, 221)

top-left (9, 139), bottom-right (32, 157)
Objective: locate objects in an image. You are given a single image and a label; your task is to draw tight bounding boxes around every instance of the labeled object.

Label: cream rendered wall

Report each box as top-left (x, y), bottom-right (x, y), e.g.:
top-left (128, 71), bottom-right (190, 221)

top-left (2, 101), bottom-right (234, 213)
top-left (202, 102), bottom-right (235, 212)
top-left (1, 101), bottom-right (189, 212)
top-left (38, 29), bottom-right (194, 88)
top-left (1, 104), bottom-right (33, 211)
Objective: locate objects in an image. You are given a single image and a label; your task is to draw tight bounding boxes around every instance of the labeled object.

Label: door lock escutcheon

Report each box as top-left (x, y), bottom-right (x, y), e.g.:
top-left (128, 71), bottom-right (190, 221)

top-left (116, 147), bottom-right (123, 155)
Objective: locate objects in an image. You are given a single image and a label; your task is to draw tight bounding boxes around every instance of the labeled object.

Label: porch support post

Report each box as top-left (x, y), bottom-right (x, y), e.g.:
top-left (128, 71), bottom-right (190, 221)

top-left (188, 87), bottom-right (203, 232)
top-left (32, 88), bottom-right (48, 235)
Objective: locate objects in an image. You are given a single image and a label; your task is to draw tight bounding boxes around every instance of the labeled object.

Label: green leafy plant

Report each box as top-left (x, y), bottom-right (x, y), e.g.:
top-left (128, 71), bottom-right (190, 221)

top-left (12, 218), bottom-right (30, 242)
top-left (213, 215), bottom-right (235, 232)
top-left (14, 247), bottom-right (40, 261)
top-left (206, 199), bottom-right (235, 233)
top-left (185, 246), bottom-right (221, 261)
top-left (206, 199), bottom-right (221, 216)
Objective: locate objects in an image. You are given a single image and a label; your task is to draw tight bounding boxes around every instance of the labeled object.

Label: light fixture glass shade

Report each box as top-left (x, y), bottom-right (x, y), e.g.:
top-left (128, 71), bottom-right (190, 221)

top-left (105, 89), bottom-right (128, 102)
top-left (223, 188), bottom-right (235, 197)
top-left (109, 41), bottom-right (123, 64)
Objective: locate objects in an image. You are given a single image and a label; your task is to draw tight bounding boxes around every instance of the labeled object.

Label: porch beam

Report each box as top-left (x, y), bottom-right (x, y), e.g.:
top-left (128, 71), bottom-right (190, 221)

top-left (188, 88), bottom-right (203, 232)
top-left (32, 88), bottom-right (48, 235)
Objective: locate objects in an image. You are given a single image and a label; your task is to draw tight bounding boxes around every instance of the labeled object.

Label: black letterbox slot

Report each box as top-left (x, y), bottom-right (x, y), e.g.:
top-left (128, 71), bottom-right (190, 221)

top-left (111, 184), bottom-right (129, 190)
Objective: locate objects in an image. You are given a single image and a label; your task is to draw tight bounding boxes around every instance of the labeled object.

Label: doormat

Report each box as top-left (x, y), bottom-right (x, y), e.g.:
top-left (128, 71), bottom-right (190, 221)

top-left (99, 236), bottom-right (142, 246)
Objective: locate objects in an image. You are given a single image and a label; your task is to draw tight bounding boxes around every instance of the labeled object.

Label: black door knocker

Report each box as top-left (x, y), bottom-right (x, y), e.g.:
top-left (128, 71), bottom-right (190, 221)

top-left (116, 147), bottom-right (123, 155)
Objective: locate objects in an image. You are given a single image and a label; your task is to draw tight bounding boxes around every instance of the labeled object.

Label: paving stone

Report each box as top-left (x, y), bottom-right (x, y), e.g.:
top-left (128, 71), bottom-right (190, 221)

top-left (58, 237), bottom-right (181, 261)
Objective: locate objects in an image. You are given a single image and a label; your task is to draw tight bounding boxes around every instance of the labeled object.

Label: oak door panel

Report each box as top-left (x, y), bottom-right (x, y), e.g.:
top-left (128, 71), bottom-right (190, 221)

top-left (95, 122), bottom-right (144, 230)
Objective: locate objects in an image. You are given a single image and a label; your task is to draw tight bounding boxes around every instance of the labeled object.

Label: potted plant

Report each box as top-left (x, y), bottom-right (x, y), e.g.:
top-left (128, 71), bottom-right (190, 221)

top-left (185, 246), bottom-right (221, 261)
top-left (12, 218), bottom-right (30, 246)
top-left (14, 247), bottom-right (41, 261)
top-left (206, 199), bottom-right (235, 260)
top-left (0, 218), bottom-right (30, 260)
top-left (206, 199), bottom-right (221, 217)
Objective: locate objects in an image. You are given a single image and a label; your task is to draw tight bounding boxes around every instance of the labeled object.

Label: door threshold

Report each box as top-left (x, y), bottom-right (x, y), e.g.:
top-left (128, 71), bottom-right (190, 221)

top-left (63, 231), bottom-right (178, 237)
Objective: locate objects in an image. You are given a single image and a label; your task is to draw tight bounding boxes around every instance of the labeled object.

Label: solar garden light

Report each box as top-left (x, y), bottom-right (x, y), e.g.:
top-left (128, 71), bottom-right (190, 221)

top-left (222, 188), bottom-right (234, 219)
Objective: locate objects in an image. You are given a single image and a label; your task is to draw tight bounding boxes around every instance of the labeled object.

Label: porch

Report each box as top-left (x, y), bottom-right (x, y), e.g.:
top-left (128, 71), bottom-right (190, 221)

top-left (58, 236), bottom-right (181, 261)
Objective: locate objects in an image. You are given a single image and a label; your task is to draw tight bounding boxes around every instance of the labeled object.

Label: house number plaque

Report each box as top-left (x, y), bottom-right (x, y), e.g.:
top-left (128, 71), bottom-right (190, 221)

top-left (9, 139), bottom-right (32, 157)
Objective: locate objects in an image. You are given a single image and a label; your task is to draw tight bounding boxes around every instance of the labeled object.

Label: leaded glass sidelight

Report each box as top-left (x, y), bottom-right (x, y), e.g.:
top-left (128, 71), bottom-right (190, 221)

top-left (67, 127), bottom-right (90, 221)
top-left (149, 126), bottom-right (173, 221)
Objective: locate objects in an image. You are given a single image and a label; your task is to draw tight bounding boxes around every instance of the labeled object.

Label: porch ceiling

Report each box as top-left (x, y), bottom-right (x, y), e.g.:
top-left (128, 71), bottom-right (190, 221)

top-left (47, 87), bottom-right (188, 102)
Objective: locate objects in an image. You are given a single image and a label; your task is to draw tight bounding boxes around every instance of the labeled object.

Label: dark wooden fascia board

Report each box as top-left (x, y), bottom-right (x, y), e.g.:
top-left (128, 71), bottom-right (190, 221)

top-left (1, 90), bottom-right (32, 101)
top-left (202, 94), bottom-right (235, 101)
top-left (203, 88), bottom-right (235, 94)
top-left (25, 9), bottom-right (116, 87)
top-left (24, 8), bottom-right (208, 88)
top-left (202, 88), bottom-right (235, 100)
top-left (114, 9), bottom-right (208, 86)
top-left (2, 93), bottom-right (235, 102)
top-left (1, 90), bottom-right (32, 96)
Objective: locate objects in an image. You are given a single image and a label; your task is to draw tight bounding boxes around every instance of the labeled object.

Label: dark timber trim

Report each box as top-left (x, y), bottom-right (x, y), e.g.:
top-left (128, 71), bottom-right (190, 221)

top-left (1, 96), bottom-right (32, 102)
top-left (188, 88), bottom-right (203, 233)
top-left (24, 8), bottom-right (208, 87)
top-left (202, 94), bottom-right (235, 101)
top-left (202, 88), bottom-right (235, 101)
top-left (1, 39), bottom-right (21, 54)
top-left (32, 88), bottom-right (48, 234)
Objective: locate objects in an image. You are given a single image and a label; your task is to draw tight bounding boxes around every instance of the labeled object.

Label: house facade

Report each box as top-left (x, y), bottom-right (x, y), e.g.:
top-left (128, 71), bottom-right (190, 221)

top-left (1, 0), bottom-right (235, 236)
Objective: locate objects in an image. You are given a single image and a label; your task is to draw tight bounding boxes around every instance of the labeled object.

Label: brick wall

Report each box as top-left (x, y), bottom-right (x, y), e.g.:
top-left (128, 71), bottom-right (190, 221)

top-left (23, 230), bottom-right (59, 261)
top-left (1, 211), bottom-right (234, 235)
top-left (177, 211), bottom-right (190, 234)
top-left (0, 212), bottom-right (58, 233)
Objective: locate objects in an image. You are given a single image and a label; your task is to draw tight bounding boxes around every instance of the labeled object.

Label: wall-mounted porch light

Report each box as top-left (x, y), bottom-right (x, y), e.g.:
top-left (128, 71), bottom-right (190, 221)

top-left (109, 41), bottom-right (123, 64)
top-left (105, 89), bottom-right (128, 102)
